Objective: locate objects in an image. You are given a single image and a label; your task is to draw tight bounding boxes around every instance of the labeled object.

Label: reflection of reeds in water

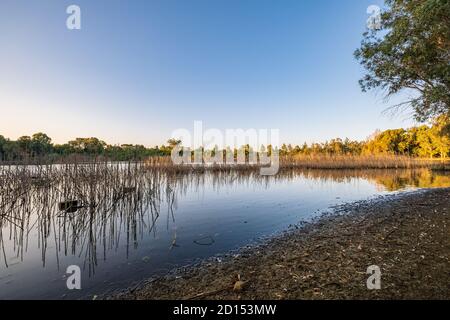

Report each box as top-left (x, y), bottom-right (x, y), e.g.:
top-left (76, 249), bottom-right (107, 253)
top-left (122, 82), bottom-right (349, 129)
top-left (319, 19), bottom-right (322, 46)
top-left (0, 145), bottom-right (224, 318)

top-left (0, 160), bottom-right (449, 273)
top-left (0, 161), bottom-right (179, 275)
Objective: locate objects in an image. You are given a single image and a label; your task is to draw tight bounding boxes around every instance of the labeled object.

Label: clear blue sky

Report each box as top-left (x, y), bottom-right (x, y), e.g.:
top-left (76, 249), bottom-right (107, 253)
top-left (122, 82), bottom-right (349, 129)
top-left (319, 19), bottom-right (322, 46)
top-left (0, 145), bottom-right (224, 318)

top-left (0, 0), bottom-right (416, 147)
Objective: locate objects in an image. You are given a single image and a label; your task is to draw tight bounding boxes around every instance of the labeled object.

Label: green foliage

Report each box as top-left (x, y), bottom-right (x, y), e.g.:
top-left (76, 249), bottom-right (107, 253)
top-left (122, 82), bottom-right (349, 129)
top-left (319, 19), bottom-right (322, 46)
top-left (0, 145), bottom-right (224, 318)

top-left (68, 137), bottom-right (107, 154)
top-left (0, 117), bottom-right (449, 162)
top-left (31, 133), bottom-right (52, 156)
top-left (355, 0), bottom-right (450, 121)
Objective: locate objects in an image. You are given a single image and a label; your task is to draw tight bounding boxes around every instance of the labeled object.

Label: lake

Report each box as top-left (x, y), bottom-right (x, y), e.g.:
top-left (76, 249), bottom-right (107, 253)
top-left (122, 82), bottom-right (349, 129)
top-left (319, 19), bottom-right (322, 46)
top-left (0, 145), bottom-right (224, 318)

top-left (0, 165), bottom-right (449, 299)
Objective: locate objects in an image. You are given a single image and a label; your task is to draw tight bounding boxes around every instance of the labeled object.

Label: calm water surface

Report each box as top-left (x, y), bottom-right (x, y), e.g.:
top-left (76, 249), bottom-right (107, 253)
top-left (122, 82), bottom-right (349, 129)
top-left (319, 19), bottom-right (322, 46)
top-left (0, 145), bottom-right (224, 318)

top-left (0, 166), bottom-right (449, 299)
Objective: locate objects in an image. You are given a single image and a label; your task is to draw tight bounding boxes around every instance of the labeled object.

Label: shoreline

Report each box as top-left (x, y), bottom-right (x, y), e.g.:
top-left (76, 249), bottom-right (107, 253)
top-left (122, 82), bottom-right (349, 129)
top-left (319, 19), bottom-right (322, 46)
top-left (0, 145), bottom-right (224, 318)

top-left (111, 188), bottom-right (450, 300)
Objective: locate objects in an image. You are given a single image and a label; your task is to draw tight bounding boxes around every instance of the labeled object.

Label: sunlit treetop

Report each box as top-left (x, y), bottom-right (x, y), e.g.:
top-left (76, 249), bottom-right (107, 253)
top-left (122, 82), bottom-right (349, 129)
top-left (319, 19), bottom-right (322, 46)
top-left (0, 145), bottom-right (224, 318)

top-left (355, 0), bottom-right (450, 122)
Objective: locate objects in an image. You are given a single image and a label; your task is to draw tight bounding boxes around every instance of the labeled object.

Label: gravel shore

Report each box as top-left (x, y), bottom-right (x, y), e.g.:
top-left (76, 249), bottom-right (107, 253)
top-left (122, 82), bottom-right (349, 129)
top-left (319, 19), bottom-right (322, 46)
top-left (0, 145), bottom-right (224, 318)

top-left (114, 188), bottom-right (450, 300)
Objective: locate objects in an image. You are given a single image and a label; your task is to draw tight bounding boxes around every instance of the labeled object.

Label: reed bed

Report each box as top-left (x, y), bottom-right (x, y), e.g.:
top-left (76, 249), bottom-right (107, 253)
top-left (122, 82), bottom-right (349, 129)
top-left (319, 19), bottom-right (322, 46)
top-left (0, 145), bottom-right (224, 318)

top-left (0, 161), bottom-right (176, 273)
top-left (279, 154), bottom-right (443, 169)
top-left (143, 154), bottom-right (448, 172)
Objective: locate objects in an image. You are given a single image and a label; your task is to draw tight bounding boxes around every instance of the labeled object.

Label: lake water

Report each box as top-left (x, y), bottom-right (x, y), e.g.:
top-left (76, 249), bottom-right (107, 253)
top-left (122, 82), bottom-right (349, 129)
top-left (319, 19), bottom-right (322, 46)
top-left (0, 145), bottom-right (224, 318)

top-left (0, 166), bottom-right (449, 299)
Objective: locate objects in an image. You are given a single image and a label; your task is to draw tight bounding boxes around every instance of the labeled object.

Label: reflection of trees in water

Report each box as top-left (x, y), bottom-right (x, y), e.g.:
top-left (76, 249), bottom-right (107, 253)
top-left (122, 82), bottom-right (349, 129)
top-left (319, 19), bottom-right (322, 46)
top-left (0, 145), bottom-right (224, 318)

top-left (0, 163), bottom-right (449, 273)
top-left (190, 168), bottom-right (450, 192)
top-left (279, 168), bottom-right (450, 191)
top-left (372, 170), bottom-right (450, 191)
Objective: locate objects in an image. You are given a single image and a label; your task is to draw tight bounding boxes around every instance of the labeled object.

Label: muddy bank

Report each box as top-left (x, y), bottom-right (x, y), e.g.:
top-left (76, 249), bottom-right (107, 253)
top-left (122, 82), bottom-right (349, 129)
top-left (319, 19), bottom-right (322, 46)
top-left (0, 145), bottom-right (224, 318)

top-left (113, 188), bottom-right (450, 300)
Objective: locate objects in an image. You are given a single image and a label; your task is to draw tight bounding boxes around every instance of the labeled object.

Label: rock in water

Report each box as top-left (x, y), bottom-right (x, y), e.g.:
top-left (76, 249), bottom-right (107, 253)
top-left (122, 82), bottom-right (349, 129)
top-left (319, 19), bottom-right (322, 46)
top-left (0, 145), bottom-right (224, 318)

top-left (58, 200), bottom-right (79, 213)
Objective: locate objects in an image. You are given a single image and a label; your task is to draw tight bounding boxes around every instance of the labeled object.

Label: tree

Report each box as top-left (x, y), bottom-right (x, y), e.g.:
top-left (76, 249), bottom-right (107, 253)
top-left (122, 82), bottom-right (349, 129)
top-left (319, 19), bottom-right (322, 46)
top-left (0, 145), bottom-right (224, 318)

top-left (416, 125), bottom-right (439, 157)
top-left (68, 137), bottom-right (106, 154)
top-left (0, 135), bottom-right (6, 160)
top-left (31, 132), bottom-right (53, 156)
top-left (363, 129), bottom-right (408, 155)
top-left (355, 0), bottom-right (450, 121)
top-left (430, 115), bottom-right (450, 157)
top-left (17, 136), bottom-right (32, 157)
top-left (167, 139), bottom-right (182, 148)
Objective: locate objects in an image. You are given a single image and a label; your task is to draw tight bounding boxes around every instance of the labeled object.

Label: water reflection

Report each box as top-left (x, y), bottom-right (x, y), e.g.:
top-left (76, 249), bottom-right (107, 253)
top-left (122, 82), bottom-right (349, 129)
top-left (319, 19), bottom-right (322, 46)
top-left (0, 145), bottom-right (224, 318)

top-left (0, 164), bottom-right (449, 298)
top-left (0, 163), bottom-right (179, 274)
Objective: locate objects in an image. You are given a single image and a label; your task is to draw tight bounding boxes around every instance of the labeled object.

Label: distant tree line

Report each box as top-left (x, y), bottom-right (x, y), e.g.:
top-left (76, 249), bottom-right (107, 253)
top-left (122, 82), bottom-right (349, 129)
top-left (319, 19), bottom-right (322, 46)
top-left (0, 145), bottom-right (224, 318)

top-left (288, 115), bottom-right (450, 158)
top-left (0, 134), bottom-right (175, 162)
top-left (1, 116), bottom-right (449, 163)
